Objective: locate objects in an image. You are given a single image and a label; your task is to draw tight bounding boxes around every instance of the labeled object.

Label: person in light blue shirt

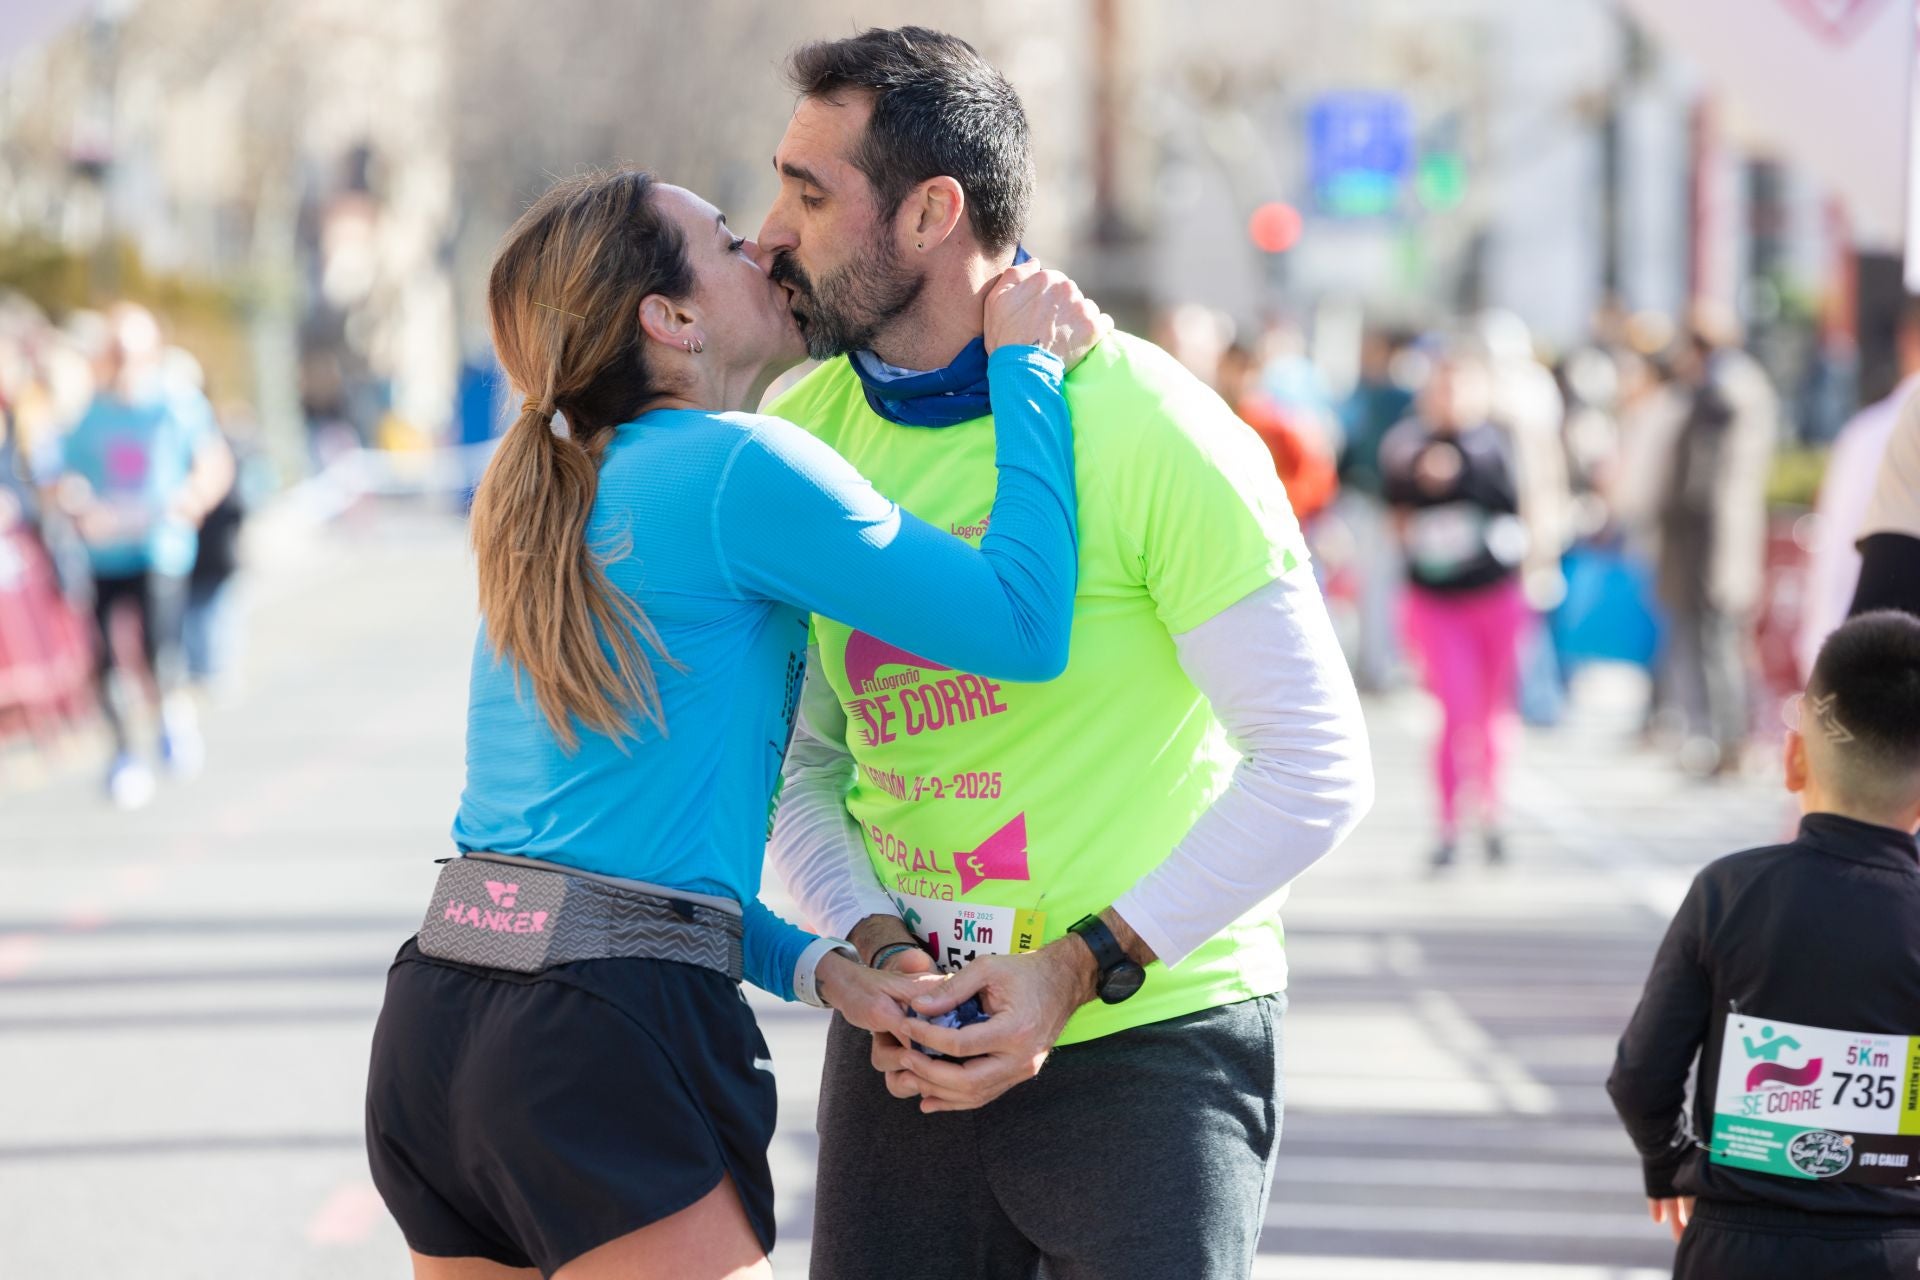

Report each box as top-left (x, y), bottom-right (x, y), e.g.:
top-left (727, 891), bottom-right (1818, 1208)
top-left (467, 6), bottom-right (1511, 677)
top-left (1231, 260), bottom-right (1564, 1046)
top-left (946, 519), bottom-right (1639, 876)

top-left (365, 169), bottom-right (1107, 1279)
top-left (50, 304), bottom-right (232, 807)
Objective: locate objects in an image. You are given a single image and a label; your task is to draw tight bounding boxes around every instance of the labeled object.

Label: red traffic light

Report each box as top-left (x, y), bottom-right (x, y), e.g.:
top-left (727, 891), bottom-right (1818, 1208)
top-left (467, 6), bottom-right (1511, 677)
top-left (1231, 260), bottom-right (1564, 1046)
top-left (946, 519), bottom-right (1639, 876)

top-left (1248, 202), bottom-right (1303, 254)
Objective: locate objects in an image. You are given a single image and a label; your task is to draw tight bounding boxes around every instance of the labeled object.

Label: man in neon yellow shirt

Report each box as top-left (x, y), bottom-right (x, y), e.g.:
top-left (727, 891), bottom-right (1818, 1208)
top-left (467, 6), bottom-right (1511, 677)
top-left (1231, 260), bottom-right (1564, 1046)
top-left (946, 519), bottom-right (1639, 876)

top-left (762, 27), bottom-right (1374, 1278)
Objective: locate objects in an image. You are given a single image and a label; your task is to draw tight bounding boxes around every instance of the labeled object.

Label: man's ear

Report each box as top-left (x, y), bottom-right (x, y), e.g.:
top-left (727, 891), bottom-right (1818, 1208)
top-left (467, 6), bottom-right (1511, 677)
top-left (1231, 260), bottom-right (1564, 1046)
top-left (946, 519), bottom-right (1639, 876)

top-left (900, 176), bottom-right (966, 252)
top-left (1784, 729), bottom-right (1808, 794)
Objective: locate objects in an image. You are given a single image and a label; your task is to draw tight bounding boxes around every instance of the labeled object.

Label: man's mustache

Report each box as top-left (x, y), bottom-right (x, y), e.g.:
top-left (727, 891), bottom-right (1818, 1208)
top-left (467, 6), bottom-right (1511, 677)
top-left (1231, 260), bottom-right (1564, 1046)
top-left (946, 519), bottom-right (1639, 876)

top-left (769, 254), bottom-right (811, 296)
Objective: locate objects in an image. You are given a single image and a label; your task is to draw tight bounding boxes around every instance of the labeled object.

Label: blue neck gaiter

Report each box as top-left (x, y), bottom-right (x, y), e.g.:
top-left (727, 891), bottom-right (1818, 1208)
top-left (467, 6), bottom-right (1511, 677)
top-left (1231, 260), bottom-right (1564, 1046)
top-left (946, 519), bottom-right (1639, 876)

top-left (847, 245), bottom-right (1031, 428)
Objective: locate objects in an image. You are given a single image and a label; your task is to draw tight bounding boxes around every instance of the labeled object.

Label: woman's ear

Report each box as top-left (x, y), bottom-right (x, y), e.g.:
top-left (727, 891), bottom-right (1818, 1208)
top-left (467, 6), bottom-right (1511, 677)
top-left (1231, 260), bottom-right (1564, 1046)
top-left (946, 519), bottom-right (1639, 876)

top-left (638, 294), bottom-right (698, 351)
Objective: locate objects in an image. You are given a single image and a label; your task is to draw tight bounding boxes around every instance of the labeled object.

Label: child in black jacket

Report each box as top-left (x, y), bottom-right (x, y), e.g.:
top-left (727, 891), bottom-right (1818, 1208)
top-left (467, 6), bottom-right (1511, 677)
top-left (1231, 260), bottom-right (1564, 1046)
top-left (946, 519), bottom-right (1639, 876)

top-left (1608, 611), bottom-right (1920, 1277)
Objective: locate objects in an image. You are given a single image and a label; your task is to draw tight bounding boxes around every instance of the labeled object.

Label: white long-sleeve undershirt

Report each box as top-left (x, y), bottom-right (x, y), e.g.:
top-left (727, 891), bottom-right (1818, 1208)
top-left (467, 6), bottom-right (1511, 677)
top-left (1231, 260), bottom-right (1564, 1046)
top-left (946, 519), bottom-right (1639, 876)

top-left (769, 654), bottom-right (900, 940)
top-left (767, 572), bottom-right (1374, 968)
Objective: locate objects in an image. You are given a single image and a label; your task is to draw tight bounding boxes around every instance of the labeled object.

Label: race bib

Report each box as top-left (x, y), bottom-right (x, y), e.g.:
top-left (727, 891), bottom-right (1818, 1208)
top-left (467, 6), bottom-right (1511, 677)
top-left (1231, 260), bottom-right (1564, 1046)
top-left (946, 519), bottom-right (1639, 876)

top-left (102, 495), bottom-right (160, 540)
top-left (892, 891), bottom-right (1044, 972)
top-left (1407, 504), bottom-right (1486, 577)
top-left (1710, 1012), bottom-right (1920, 1184)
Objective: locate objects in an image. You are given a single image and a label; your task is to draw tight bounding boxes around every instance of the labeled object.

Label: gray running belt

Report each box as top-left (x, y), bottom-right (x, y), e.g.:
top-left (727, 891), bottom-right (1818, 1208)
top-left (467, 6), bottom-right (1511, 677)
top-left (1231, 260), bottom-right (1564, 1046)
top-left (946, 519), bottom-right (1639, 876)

top-left (415, 854), bottom-right (744, 980)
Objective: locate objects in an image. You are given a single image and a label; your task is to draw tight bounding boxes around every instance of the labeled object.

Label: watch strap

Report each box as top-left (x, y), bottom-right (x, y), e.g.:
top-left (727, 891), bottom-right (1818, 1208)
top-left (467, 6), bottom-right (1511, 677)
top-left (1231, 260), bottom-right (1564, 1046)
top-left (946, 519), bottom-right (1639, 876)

top-left (1069, 913), bottom-right (1127, 979)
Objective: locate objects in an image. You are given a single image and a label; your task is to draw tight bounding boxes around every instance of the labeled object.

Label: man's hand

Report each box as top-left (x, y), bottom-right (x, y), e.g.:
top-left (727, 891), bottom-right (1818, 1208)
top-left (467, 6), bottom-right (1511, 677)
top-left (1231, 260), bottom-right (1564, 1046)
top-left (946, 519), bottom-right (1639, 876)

top-left (1648, 1196), bottom-right (1694, 1244)
top-left (845, 914), bottom-right (943, 1099)
top-left (883, 939), bottom-right (1098, 1113)
top-left (848, 912), bottom-right (920, 968)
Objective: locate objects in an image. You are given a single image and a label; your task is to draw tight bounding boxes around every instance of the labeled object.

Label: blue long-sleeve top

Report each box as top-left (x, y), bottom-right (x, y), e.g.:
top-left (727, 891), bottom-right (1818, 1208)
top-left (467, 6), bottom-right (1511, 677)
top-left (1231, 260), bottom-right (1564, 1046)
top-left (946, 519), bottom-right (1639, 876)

top-left (452, 346), bottom-right (1075, 998)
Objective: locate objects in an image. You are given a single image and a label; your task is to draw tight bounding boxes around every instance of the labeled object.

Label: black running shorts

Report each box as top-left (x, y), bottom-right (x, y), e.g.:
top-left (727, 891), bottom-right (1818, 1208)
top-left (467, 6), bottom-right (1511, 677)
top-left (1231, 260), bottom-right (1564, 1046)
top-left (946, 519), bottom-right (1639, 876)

top-left (365, 938), bottom-right (778, 1275)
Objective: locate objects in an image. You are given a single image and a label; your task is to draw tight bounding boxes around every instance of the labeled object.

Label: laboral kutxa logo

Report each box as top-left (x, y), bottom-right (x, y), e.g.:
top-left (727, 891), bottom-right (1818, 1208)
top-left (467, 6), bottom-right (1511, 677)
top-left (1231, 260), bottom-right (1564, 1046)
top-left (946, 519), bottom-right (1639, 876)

top-left (869, 812), bottom-right (1030, 900)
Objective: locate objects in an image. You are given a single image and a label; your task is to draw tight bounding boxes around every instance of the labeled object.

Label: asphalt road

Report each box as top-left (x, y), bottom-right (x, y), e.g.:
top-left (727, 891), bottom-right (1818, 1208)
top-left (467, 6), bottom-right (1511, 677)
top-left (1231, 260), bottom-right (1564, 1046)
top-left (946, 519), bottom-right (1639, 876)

top-left (0, 506), bottom-right (1793, 1278)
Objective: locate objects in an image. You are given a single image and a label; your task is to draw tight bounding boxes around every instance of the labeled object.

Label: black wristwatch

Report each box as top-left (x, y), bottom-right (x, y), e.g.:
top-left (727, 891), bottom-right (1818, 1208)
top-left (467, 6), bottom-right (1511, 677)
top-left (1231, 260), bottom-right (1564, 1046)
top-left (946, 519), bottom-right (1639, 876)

top-left (1069, 913), bottom-right (1146, 1005)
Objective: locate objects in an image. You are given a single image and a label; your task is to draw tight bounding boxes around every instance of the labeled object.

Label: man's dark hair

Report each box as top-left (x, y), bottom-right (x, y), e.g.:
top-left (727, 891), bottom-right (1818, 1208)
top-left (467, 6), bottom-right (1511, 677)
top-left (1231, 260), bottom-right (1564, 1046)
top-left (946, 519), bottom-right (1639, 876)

top-left (1806, 610), bottom-right (1920, 809)
top-left (787, 26), bottom-right (1033, 255)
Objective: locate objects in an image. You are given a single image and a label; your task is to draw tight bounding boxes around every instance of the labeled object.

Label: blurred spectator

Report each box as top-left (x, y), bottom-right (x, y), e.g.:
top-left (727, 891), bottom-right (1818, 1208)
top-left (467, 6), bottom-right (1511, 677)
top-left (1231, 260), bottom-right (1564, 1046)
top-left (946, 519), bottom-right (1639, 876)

top-left (184, 405), bottom-right (271, 701)
top-left (1474, 312), bottom-right (1574, 728)
top-left (1604, 340), bottom-right (1688, 546)
top-left (1381, 348), bottom-right (1529, 870)
top-left (1558, 344), bottom-right (1622, 537)
top-left (1606, 340), bottom-right (1690, 737)
top-left (1548, 342), bottom-right (1667, 680)
top-left (1216, 342), bottom-right (1337, 522)
top-left (453, 349), bottom-right (510, 511)
top-left (48, 303), bottom-right (234, 808)
top-left (1799, 296), bottom-right (1920, 675)
top-left (1336, 328), bottom-right (1417, 690)
top-left (1254, 314), bottom-right (1338, 440)
top-left (168, 343), bottom-right (259, 700)
top-left (1341, 329), bottom-right (1416, 498)
top-left (1655, 306), bottom-right (1779, 776)
top-left (1151, 303), bottom-right (1236, 390)
top-left (0, 329), bottom-right (37, 519)
top-left (0, 307), bottom-right (95, 752)
top-left (1476, 310), bottom-right (1573, 613)
top-left (1849, 371), bottom-right (1920, 620)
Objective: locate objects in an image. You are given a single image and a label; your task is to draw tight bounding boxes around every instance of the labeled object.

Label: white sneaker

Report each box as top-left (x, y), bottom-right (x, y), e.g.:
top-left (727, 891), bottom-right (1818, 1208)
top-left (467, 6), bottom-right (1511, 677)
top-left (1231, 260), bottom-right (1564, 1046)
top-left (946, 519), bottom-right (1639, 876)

top-left (159, 697), bottom-right (205, 779)
top-left (107, 754), bottom-right (157, 810)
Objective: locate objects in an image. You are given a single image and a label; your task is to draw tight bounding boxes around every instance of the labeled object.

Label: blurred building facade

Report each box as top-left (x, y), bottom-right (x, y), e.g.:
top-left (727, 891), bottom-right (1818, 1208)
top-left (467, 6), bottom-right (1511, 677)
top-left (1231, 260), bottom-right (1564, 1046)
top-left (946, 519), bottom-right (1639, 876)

top-left (0, 0), bottom-right (1870, 458)
top-left (0, 0), bottom-right (1092, 468)
top-left (1124, 0), bottom-right (1844, 356)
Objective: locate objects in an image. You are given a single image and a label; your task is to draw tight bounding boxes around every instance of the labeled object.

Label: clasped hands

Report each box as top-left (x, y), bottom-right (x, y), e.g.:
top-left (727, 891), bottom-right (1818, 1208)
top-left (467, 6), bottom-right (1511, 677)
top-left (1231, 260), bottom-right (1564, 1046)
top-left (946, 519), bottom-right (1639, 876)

top-left (814, 937), bottom-right (1098, 1114)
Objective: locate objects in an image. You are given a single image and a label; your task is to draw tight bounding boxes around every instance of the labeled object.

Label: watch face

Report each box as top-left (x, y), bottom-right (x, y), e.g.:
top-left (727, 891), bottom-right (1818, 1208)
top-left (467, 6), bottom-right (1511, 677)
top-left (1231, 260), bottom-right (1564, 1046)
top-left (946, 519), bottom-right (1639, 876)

top-left (1097, 961), bottom-right (1147, 1005)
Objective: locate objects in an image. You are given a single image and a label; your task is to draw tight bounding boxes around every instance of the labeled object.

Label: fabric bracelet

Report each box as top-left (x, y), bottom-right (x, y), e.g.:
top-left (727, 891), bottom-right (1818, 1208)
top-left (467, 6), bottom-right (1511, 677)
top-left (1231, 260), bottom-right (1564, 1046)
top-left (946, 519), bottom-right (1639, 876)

top-left (868, 941), bottom-right (921, 971)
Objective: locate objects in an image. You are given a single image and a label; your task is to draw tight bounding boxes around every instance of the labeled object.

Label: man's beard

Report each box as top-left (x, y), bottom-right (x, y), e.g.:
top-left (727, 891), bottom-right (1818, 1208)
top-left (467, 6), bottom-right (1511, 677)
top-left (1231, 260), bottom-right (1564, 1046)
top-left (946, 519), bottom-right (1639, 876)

top-left (771, 233), bottom-right (925, 362)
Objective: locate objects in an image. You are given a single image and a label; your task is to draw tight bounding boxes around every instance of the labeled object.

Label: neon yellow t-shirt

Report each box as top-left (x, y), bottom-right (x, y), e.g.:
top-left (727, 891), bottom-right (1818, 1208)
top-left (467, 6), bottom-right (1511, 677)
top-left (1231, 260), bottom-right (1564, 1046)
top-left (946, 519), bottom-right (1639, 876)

top-left (769, 332), bottom-right (1308, 1045)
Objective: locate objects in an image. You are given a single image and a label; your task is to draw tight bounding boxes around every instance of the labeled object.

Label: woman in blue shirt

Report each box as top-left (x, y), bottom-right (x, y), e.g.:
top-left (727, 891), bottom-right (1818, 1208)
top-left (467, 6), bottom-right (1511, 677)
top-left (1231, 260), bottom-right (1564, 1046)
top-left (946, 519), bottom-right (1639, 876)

top-left (365, 169), bottom-right (1103, 1279)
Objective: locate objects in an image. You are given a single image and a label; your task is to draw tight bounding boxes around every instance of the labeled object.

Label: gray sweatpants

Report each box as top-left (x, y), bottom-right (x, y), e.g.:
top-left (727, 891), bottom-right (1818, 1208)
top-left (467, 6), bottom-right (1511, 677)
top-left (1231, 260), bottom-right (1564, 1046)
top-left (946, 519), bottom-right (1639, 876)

top-left (810, 994), bottom-right (1285, 1280)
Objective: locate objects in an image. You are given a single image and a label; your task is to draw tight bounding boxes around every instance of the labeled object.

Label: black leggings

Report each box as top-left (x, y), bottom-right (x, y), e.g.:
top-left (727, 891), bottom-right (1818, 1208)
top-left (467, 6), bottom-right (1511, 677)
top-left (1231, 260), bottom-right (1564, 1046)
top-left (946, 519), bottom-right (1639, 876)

top-left (91, 570), bottom-right (188, 753)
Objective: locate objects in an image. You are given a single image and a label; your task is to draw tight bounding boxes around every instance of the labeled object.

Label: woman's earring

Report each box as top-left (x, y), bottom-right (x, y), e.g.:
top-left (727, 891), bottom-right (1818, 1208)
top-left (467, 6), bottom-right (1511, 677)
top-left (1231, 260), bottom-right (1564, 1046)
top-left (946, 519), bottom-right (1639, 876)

top-left (692, 338), bottom-right (704, 354)
top-left (682, 339), bottom-right (692, 352)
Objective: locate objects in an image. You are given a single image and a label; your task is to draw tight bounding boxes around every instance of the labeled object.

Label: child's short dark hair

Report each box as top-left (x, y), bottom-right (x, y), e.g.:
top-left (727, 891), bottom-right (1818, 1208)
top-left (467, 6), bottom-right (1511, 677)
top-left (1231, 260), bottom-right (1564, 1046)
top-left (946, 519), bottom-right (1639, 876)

top-left (1805, 611), bottom-right (1920, 809)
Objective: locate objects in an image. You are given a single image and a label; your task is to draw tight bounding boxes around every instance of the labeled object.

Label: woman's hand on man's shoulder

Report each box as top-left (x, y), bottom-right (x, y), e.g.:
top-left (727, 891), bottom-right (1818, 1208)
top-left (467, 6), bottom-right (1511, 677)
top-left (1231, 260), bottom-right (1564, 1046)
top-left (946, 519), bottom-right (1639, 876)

top-left (984, 261), bottom-right (1113, 371)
